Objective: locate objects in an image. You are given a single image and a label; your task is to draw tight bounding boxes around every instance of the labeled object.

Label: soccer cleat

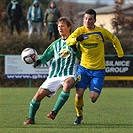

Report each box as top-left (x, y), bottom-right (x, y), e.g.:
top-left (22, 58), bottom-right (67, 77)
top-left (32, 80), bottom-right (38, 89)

top-left (47, 111), bottom-right (57, 120)
top-left (74, 116), bottom-right (83, 125)
top-left (23, 118), bottom-right (34, 125)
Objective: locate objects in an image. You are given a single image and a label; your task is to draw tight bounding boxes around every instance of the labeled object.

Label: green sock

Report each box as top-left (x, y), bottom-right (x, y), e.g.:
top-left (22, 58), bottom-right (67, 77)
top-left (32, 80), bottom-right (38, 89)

top-left (53, 90), bottom-right (70, 114)
top-left (29, 99), bottom-right (40, 120)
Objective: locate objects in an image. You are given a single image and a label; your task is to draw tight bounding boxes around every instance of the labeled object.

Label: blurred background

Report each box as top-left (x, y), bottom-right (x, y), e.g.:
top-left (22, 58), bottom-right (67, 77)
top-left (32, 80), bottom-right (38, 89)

top-left (0, 0), bottom-right (133, 87)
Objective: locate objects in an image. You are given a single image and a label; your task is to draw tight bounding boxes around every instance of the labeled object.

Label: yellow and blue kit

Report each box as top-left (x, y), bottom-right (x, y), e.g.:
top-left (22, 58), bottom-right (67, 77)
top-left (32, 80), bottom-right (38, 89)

top-left (66, 25), bottom-right (124, 93)
top-left (66, 25), bottom-right (124, 70)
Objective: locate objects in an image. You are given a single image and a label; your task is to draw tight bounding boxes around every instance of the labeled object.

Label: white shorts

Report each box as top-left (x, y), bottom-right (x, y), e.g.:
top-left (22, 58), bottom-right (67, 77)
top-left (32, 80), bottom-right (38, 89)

top-left (39, 75), bottom-right (76, 97)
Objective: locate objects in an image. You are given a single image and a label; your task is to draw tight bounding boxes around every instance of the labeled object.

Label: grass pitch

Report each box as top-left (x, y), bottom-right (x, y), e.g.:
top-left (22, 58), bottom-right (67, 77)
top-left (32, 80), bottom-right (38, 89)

top-left (0, 87), bottom-right (133, 133)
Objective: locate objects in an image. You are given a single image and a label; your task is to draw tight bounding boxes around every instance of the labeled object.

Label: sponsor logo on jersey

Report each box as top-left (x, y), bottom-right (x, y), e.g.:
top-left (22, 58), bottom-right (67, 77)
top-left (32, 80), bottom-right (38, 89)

top-left (83, 43), bottom-right (98, 48)
top-left (59, 49), bottom-right (70, 58)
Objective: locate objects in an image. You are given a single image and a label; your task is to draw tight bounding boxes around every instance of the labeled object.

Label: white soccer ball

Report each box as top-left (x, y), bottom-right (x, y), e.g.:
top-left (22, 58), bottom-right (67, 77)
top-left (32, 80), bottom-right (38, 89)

top-left (21, 48), bottom-right (38, 64)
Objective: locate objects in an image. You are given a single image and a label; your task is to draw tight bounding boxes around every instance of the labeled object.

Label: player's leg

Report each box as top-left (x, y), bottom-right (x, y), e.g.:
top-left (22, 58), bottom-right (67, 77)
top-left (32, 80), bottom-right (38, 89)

top-left (52, 77), bottom-right (75, 113)
top-left (47, 77), bottom-right (75, 120)
top-left (74, 88), bottom-right (85, 116)
top-left (89, 69), bottom-right (105, 103)
top-left (74, 88), bottom-right (85, 125)
top-left (74, 65), bottom-right (89, 125)
top-left (23, 88), bottom-right (53, 125)
top-left (23, 77), bottom-right (62, 125)
top-left (29, 88), bottom-right (53, 119)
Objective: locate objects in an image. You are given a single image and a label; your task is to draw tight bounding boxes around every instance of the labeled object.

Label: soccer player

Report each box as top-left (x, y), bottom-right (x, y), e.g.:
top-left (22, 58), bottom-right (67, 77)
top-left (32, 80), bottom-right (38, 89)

top-left (66, 9), bottom-right (124, 125)
top-left (23, 17), bottom-right (79, 125)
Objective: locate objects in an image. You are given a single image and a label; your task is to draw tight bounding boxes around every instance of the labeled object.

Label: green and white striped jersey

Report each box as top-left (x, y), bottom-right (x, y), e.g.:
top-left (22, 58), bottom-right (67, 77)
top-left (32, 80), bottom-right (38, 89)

top-left (39, 38), bottom-right (79, 78)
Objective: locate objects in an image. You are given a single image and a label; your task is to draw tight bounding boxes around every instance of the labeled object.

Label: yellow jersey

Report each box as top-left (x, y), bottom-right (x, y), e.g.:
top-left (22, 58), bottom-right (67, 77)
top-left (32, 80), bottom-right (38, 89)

top-left (66, 26), bottom-right (124, 70)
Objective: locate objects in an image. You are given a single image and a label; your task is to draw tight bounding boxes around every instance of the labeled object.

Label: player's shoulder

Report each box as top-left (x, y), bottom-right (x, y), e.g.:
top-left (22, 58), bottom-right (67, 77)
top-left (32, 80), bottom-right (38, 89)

top-left (95, 26), bottom-right (105, 30)
top-left (54, 38), bottom-right (62, 43)
top-left (76, 26), bottom-right (85, 30)
top-left (74, 26), bottom-right (86, 34)
top-left (95, 26), bottom-right (110, 33)
top-left (51, 38), bottom-right (62, 46)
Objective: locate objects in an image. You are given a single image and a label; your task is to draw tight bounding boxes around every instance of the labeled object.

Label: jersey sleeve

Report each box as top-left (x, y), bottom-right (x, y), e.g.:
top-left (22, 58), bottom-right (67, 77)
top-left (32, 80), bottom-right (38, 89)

top-left (103, 28), bottom-right (124, 58)
top-left (39, 43), bottom-right (54, 64)
top-left (66, 27), bottom-right (82, 46)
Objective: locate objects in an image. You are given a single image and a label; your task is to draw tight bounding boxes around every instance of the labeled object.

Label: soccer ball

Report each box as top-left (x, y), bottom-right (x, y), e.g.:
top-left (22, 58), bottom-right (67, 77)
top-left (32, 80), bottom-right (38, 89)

top-left (21, 48), bottom-right (38, 64)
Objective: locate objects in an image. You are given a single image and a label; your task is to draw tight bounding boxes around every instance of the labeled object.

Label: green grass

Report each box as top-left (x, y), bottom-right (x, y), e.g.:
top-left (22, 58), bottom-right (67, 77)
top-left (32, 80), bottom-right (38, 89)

top-left (0, 88), bottom-right (133, 133)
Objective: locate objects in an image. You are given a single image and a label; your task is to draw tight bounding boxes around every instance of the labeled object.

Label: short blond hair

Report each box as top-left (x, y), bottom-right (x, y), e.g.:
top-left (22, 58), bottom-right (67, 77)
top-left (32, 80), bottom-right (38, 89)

top-left (57, 17), bottom-right (72, 27)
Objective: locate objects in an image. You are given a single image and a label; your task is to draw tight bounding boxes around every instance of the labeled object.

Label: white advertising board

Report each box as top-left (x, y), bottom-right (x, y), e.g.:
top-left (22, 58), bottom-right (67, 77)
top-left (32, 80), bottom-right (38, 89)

top-left (5, 55), bottom-right (50, 79)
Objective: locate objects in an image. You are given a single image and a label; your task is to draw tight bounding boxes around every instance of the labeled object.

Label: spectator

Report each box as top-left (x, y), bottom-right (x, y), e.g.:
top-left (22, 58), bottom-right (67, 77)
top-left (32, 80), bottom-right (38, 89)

top-left (44, 1), bottom-right (61, 40)
top-left (27, 0), bottom-right (44, 38)
top-left (6, 0), bottom-right (22, 35)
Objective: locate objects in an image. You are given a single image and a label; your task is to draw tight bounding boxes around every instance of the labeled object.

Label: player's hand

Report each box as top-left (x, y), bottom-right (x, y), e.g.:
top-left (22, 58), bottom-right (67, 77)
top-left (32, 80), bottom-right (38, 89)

top-left (70, 45), bottom-right (77, 52)
top-left (33, 59), bottom-right (41, 68)
top-left (76, 34), bottom-right (88, 42)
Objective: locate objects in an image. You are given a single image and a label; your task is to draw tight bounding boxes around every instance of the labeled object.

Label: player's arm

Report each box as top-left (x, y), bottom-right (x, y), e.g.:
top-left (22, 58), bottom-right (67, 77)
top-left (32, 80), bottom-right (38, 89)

top-left (33, 43), bottom-right (54, 68)
top-left (39, 44), bottom-right (54, 63)
top-left (104, 29), bottom-right (124, 58)
top-left (66, 27), bottom-right (82, 46)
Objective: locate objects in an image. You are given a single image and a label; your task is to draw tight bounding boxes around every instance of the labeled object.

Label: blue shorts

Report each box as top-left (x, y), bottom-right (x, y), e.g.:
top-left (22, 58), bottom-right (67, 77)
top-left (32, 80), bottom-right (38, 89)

top-left (76, 65), bottom-right (105, 94)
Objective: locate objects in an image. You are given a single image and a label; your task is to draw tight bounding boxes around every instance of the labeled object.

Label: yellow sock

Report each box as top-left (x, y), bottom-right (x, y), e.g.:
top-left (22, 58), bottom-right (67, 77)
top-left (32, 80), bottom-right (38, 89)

top-left (74, 96), bottom-right (84, 117)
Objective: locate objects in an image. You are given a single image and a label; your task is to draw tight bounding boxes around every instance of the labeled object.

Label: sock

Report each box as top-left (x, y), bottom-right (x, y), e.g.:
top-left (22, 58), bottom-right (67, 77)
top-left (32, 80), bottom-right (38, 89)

top-left (29, 98), bottom-right (40, 120)
top-left (74, 96), bottom-right (84, 117)
top-left (53, 90), bottom-right (70, 114)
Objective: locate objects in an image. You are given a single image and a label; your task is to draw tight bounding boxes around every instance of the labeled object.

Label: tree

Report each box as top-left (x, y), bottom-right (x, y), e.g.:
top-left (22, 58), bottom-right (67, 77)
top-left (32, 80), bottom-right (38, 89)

top-left (111, 0), bottom-right (133, 54)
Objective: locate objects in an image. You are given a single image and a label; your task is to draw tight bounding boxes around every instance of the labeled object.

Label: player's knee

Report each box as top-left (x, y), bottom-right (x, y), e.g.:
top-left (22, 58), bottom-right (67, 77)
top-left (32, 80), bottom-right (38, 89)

top-left (75, 93), bottom-right (83, 99)
top-left (63, 83), bottom-right (72, 92)
top-left (90, 92), bottom-right (99, 103)
top-left (63, 87), bottom-right (71, 92)
top-left (63, 78), bottom-right (75, 92)
top-left (90, 97), bottom-right (98, 103)
top-left (34, 94), bottom-right (42, 102)
top-left (91, 99), bottom-right (97, 103)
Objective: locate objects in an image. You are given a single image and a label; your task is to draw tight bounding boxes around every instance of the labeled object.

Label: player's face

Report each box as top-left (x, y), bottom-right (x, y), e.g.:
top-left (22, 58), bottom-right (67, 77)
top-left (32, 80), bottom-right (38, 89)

top-left (58, 22), bottom-right (71, 38)
top-left (84, 14), bottom-right (96, 30)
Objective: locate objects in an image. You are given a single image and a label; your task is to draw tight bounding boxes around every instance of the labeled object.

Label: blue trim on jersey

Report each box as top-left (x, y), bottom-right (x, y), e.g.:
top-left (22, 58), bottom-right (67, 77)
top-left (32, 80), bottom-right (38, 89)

top-left (85, 32), bottom-right (104, 42)
top-left (76, 65), bottom-right (105, 94)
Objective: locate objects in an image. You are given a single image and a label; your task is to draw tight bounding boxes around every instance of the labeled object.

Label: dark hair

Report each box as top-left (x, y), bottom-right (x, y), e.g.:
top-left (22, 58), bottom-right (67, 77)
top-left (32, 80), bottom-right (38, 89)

top-left (85, 9), bottom-right (96, 19)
